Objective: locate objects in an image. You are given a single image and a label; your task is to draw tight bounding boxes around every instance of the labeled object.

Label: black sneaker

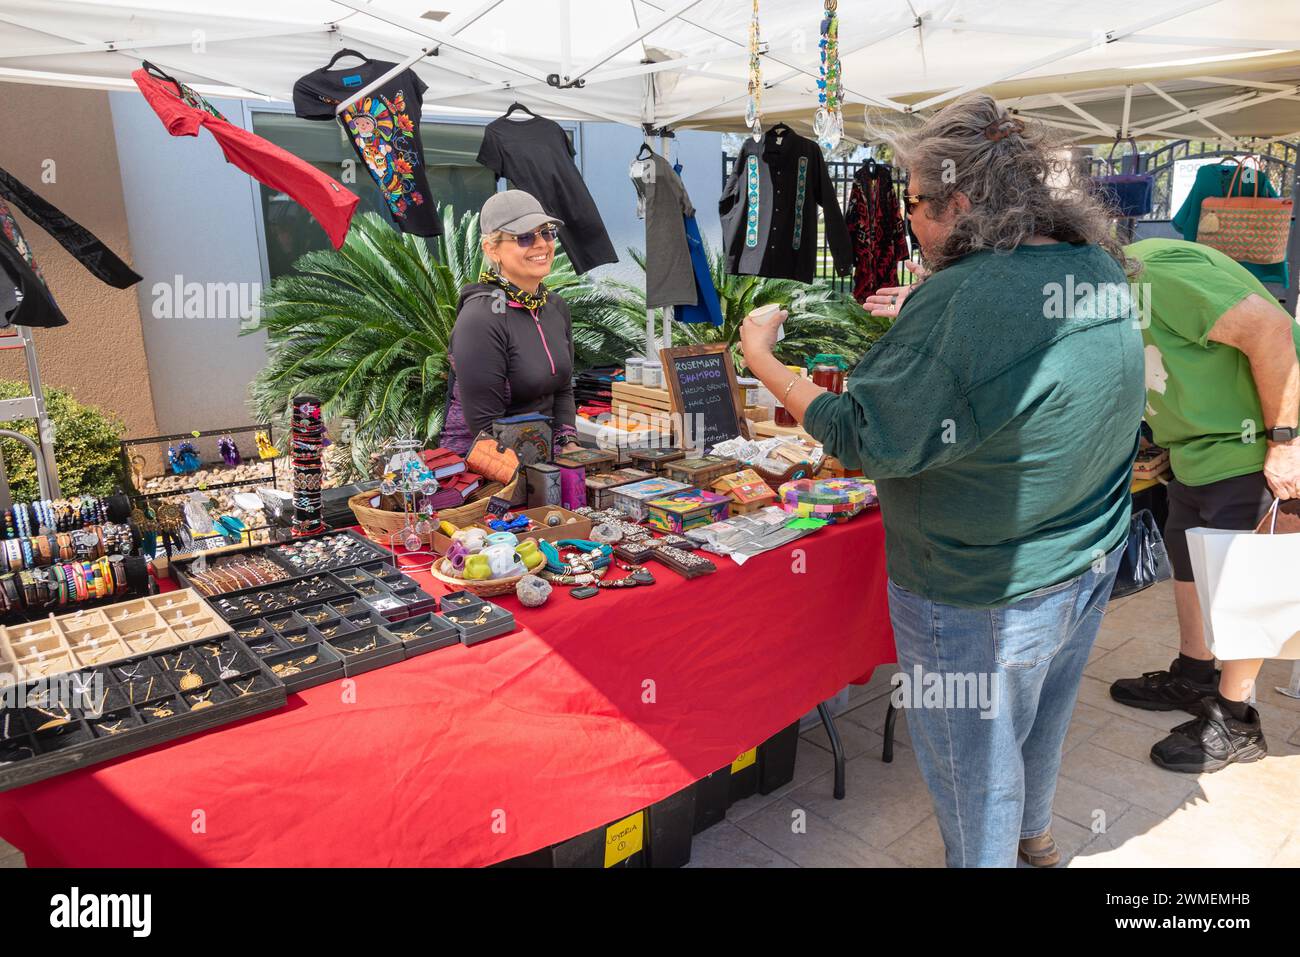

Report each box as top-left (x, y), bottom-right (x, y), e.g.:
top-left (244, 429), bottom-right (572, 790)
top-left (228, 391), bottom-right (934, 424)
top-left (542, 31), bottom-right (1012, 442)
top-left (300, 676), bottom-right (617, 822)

top-left (1109, 658), bottom-right (1219, 714)
top-left (1150, 698), bottom-right (1267, 774)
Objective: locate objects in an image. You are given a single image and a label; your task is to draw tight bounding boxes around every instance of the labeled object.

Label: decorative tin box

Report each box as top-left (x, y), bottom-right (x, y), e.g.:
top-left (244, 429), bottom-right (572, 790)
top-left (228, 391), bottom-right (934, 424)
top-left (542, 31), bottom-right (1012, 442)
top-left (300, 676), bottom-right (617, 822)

top-left (663, 455), bottom-right (741, 489)
top-left (644, 489), bottom-right (731, 533)
top-left (585, 468), bottom-right (655, 510)
top-left (552, 448), bottom-right (617, 474)
top-left (610, 477), bottom-right (692, 522)
top-left (526, 462), bottom-right (563, 508)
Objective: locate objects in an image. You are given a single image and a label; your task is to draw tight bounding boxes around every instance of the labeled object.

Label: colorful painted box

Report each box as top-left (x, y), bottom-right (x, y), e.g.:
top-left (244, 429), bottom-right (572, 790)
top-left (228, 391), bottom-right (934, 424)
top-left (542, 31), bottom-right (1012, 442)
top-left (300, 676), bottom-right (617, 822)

top-left (610, 477), bottom-right (692, 521)
top-left (644, 489), bottom-right (731, 533)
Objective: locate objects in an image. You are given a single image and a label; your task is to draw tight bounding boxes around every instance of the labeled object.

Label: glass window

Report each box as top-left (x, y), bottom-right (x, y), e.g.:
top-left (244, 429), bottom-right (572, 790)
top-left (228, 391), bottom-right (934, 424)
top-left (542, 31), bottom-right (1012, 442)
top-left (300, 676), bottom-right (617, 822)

top-left (251, 112), bottom-right (498, 279)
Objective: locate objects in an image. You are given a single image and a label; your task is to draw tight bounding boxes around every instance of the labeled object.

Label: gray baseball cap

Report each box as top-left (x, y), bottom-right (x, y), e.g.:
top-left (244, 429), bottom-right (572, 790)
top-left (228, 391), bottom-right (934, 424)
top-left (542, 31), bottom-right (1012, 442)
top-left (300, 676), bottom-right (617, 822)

top-left (480, 189), bottom-right (565, 234)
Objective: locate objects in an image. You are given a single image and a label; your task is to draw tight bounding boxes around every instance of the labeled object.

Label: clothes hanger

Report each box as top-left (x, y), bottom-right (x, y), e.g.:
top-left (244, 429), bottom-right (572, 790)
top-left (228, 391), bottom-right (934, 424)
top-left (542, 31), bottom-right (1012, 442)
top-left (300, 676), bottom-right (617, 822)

top-left (142, 60), bottom-right (182, 95)
top-left (324, 49), bottom-right (372, 70)
top-left (504, 101), bottom-right (538, 121)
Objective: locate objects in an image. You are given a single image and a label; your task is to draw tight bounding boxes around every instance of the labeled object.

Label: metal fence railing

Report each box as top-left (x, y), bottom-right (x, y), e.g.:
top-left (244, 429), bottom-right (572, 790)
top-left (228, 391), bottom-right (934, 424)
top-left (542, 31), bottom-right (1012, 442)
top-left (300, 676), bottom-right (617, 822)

top-left (721, 153), bottom-right (911, 295)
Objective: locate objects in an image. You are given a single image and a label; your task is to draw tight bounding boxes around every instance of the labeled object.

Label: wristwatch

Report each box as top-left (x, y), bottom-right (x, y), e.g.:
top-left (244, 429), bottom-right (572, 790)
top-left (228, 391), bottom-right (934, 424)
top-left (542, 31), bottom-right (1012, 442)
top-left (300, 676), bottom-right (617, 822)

top-left (1264, 426), bottom-right (1299, 442)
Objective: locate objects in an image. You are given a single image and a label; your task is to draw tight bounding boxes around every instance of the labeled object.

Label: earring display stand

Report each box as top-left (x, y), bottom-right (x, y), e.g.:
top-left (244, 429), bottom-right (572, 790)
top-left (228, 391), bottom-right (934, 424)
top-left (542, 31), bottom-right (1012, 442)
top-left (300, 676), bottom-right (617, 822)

top-left (121, 424), bottom-right (279, 501)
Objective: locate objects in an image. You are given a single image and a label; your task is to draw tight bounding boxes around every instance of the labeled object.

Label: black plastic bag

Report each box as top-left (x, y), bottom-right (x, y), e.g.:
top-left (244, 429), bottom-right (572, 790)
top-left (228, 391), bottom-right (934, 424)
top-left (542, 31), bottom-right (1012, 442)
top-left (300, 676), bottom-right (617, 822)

top-left (1110, 508), bottom-right (1173, 599)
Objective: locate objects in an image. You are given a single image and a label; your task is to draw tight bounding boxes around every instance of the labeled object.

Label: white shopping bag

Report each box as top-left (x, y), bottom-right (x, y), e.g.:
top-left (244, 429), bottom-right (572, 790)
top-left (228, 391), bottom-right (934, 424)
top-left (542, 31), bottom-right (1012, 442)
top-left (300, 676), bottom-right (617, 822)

top-left (1185, 520), bottom-right (1300, 660)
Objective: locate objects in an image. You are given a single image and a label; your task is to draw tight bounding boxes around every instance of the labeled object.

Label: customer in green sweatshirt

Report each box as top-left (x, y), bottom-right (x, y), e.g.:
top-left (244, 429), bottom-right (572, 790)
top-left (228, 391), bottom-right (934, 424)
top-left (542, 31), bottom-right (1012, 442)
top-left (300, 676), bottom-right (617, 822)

top-left (741, 95), bottom-right (1144, 868)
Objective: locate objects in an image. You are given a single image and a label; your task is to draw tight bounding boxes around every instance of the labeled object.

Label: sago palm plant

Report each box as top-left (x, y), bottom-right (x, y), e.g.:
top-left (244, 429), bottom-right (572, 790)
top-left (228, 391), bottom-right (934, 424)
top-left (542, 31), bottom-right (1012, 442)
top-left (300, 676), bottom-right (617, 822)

top-left (247, 210), bottom-right (644, 476)
top-left (604, 246), bottom-right (891, 374)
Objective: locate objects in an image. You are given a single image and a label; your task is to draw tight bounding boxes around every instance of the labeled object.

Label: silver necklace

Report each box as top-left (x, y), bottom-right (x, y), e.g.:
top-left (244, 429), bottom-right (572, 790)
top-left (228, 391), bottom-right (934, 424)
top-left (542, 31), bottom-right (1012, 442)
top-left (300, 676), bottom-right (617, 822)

top-left (216, 654), bottom-right (239, 679)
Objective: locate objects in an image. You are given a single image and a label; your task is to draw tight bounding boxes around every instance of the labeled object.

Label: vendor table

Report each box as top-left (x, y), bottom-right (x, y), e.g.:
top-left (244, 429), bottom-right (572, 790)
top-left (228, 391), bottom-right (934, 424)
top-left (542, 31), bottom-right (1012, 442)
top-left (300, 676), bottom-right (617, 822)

top-left (0, 515), bottom-right (894, 867)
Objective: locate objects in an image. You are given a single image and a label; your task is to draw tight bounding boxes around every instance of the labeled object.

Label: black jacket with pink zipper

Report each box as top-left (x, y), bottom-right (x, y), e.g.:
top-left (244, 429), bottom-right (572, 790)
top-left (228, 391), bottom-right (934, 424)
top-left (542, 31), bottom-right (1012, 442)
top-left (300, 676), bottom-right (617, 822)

top-left (440, 282), bottom-right (576, 455)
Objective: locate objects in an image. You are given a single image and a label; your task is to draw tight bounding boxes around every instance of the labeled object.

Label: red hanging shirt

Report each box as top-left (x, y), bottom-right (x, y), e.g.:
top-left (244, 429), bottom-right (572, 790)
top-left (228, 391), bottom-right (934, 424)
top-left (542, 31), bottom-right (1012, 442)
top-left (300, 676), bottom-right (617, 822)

top-left (132, 68), bottom-right (358, 249)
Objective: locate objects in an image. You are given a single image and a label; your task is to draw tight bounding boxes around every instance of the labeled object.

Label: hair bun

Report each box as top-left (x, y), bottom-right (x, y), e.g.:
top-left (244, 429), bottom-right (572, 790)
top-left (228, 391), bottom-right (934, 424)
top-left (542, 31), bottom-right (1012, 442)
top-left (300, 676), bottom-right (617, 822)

top-left (983, 117), bottom-right (1025, 142)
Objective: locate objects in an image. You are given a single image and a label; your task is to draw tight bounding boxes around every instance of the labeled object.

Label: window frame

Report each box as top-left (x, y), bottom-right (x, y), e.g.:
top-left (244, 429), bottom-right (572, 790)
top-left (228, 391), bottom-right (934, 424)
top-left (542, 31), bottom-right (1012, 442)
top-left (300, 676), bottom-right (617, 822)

top-left (240, 100), bottom-right (584, 289)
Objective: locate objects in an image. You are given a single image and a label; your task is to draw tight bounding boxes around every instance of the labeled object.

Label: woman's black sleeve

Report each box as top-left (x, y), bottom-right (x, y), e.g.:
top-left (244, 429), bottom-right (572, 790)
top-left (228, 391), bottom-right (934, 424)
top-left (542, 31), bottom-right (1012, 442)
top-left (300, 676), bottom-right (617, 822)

top-left (450, 301), bottom-right (511, 436)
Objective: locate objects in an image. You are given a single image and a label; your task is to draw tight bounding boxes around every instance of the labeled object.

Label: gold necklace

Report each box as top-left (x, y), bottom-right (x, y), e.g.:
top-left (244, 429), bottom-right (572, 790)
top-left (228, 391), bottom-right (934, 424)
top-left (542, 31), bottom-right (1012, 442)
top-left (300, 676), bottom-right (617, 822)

top-left (448, 606), bottom-right (491, 627)
top-left (30, 704), bottom-right (72, 732)
top-left (188, 689), bottom-right (215, 711)
top-left (232, 678), bottom-right (256, 697)
top-left (145, 703), bottom-right (174, 719)
top-left (271, 654), bottom-right (318, 677)
top-left (338, 638), bottom-right (377, 656)
top-left (98, 720), bottom-right (127, 735)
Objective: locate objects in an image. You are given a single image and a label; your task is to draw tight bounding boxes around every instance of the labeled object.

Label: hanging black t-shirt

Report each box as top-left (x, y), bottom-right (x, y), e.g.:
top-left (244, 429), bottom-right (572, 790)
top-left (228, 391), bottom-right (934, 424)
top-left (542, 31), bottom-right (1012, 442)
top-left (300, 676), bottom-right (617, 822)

top-left (477, 112), bottom-right (617, 274)
top-left (293, 59), bottom-right (443, 237)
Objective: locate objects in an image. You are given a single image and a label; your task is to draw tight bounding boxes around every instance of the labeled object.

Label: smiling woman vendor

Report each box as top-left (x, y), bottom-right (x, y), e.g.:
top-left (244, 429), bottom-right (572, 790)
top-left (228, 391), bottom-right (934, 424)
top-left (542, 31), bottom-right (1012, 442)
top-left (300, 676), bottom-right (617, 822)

top-left (439, 189), bottom-right (582, 456)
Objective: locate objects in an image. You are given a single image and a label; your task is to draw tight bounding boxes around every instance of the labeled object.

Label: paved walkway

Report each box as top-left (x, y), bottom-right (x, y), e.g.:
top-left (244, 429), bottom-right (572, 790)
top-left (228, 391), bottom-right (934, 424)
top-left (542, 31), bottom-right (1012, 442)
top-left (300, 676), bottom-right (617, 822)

top-left (686, 579), bottom-right (1300, 867)
top-left (4, 579), bottom-right (1297, 868)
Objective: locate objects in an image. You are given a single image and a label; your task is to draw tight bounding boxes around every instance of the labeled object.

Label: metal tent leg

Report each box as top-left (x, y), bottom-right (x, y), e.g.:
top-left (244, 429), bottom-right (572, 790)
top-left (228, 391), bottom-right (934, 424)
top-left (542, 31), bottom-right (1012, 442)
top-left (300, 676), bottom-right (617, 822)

top-left (816, 701), bottom-right (846, 800)
top-left (882, 698), bottom-right (898, 763)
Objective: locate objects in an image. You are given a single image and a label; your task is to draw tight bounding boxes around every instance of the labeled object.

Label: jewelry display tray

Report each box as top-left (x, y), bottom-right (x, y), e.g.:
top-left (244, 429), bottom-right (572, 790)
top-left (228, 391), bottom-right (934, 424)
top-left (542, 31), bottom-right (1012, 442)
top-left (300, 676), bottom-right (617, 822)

top-left (0, 589), bottom-right (230, 689)
top-left (170, 528), bottom-right (392, 593)
top-left (197, 560), bottom-right (437, 630)
top-left (0, 633), bottom-right (286, 792)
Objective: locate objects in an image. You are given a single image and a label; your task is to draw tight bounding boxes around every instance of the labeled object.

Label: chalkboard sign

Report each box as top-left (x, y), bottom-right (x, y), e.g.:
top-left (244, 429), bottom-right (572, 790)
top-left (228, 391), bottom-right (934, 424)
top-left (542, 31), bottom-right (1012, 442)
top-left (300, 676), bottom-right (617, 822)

top-left (659, 344), bottom-right (749, 452)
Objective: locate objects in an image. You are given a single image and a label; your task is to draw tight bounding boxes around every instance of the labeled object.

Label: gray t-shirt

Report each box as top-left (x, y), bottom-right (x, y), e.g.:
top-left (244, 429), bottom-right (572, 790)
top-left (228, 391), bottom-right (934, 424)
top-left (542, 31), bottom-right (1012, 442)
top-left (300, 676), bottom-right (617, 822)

top-left (632, 151), bottom-right (698, 308)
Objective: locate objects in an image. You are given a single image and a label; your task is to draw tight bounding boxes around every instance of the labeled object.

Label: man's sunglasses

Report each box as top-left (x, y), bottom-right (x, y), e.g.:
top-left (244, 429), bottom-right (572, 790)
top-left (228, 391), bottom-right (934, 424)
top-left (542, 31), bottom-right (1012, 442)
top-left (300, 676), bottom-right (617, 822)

top-left (904, 194), bottom-right (930, 211)
top-left (503, 226), bottom-right (559, 248)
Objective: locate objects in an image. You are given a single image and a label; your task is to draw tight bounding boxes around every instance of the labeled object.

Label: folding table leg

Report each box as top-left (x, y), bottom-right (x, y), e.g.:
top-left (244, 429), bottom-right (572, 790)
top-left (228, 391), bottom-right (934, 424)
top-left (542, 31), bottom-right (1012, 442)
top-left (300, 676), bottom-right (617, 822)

top-left (816, 701), bottom-right (846, 800)
top-left (882, 699), bottom-right (898, 763)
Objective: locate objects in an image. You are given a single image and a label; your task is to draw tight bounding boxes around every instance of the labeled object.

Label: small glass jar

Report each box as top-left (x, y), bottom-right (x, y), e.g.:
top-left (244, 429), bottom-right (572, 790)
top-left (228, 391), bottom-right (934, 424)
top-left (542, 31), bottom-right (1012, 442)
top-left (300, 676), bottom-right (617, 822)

top-left (643, 361), bottom-right (663, 389)
top-left (625, 357), bottom-right (645, 384)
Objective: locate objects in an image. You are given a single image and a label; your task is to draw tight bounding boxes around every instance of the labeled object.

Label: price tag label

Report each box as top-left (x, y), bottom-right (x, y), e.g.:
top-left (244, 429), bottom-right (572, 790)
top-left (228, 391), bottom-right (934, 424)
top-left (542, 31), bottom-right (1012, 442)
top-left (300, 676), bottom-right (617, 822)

top-left (604, 811), bottom-right (644, 868)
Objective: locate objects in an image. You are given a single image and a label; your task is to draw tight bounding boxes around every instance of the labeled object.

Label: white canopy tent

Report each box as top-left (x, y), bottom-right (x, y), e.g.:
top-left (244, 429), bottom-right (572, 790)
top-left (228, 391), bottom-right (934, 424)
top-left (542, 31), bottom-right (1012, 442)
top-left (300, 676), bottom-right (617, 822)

top-left (0, 0), bottom-right (1297, 143)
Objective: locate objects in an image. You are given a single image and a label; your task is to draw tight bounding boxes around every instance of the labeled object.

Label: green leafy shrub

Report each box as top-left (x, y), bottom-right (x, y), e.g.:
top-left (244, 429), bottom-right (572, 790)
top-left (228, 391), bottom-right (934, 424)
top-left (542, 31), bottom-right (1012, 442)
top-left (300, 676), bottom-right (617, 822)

top-left (0, 381), bottom-right (126, 501)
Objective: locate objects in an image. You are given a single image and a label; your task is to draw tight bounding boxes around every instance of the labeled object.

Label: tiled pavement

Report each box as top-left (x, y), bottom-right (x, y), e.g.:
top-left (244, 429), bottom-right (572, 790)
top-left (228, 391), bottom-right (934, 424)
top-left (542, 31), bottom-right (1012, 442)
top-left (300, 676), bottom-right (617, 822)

top-left (2, 579), bottom-right (1296, 869)
top-left (686, 578), bottom-right (1300, 868)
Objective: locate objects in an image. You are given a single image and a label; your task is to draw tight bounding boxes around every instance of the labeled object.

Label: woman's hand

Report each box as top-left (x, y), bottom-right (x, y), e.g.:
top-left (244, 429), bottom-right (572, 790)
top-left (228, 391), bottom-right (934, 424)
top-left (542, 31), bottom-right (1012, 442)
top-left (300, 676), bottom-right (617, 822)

top-left (863, 260), bottom-right (929, 318)
top-left (740, 307), bottom-right (787, 363)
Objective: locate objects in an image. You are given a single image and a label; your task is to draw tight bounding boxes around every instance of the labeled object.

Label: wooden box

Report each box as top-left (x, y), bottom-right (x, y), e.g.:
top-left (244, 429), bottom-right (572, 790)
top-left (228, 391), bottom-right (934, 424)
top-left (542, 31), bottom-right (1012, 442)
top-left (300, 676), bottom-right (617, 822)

top-left (553, 448), bottom-right (618, 474)
top-left (585, 468), bottom-right (655, 510)
top-left (484, 507), bottom-right (593, 547)
top-left (628, 447), bottom-right (686, 475)
top-left (712, 469), bottom-right (777, 514)
top-left (663, 455), bottom-right (741, 490)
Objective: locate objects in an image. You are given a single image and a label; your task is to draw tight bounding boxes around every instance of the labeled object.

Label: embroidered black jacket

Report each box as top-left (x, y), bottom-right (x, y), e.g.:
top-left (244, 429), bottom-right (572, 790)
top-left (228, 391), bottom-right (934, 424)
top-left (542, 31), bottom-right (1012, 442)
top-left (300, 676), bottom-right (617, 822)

top-left (719, 126), bottom-right (853, 283)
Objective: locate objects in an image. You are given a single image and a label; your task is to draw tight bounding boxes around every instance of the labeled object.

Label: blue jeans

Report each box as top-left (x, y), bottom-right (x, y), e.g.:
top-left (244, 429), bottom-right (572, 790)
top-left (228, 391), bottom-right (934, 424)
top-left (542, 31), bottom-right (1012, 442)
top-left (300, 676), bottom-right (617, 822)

top-left (887, 542), bottom-right (1122, 867)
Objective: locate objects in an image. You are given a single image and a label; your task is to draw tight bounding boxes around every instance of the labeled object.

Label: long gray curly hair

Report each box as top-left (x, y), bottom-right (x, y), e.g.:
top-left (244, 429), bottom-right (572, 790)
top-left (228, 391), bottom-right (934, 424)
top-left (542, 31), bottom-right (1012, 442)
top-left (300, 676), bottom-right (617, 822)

top-left (885, 94), bottom-right (1136, 276)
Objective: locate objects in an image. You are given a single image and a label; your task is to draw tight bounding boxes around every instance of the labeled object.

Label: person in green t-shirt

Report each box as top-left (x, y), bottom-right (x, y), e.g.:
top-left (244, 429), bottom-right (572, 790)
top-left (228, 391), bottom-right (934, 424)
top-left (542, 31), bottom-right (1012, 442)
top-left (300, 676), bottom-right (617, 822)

top-left (740, 95), bottom-right (1144, 868)
top-left (1107, 237), bottom-right (1299, 774)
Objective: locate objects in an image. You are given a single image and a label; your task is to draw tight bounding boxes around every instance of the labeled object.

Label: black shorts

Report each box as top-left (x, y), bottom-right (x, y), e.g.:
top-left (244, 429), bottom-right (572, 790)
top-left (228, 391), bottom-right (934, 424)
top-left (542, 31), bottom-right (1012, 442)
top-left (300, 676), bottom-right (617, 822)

top-left (1163, 471), bottom-right (1273, 581)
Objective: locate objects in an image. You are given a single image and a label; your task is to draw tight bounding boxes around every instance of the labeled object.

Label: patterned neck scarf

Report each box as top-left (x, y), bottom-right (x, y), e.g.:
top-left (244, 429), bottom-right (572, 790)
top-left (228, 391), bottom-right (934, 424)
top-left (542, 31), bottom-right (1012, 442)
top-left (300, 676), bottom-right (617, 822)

top-left (478, 269), bottom-right (548, 310)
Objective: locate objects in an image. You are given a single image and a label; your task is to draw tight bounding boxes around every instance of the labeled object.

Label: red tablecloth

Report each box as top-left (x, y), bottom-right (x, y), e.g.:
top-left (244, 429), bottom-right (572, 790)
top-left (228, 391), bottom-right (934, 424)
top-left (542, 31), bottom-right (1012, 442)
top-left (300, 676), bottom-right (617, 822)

top-left (0, 515), bottom-right (895, 867)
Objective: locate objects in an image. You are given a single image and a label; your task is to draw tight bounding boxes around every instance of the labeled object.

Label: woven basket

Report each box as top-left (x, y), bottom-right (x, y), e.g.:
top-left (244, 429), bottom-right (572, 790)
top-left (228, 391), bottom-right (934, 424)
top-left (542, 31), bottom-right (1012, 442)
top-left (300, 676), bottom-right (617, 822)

top-left (429, 557), bottom-right (530, 598)
top-left (349, 472), bottom-right (522, 547)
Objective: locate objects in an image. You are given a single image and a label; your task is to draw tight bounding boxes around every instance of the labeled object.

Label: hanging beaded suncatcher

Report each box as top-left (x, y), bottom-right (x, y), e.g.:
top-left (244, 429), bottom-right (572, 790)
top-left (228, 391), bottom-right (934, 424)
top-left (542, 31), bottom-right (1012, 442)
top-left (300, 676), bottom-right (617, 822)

top-left (745, 0), bottom-right (763, 141)
top-left (814, 0), bottom-right (844, 152)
